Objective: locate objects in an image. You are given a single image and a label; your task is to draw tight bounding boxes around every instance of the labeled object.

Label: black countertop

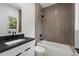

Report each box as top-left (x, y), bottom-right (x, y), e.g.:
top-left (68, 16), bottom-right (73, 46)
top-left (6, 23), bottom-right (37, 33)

top-left (0, 37), bottom-right (34, 53)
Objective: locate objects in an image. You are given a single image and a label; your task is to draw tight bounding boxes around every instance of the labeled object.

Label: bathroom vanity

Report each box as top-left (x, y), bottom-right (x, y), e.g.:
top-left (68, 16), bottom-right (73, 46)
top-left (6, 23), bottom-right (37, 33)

top-left (0, 3), bottom-right (35, 56)
top-left (0, 33), bottom-right (35, 56)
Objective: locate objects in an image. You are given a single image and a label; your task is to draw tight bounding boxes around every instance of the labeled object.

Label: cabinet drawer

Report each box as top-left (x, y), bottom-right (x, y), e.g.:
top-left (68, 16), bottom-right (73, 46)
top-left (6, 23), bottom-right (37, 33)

top-left (0, 40), bottom-right (35, 56)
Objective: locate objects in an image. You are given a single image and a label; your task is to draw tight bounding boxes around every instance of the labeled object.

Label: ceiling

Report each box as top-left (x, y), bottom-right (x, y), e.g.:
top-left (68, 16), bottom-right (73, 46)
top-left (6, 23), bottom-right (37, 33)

top-left (40, 3), bottom-right (56, 8)
top-left (7, 3), bottom-right (56, 9)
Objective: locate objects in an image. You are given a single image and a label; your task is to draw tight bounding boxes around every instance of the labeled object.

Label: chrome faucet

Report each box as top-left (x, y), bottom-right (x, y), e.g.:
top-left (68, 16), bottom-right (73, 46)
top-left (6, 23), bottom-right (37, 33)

top-left (12, 32), bottom-right (16, 35)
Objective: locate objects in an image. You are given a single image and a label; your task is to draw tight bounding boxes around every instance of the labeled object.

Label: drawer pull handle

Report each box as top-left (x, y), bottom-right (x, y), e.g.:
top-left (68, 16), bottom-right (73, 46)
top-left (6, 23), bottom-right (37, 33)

top-left (16, 53), bottom-right (22, 56)
top-left (16, 47), bottom-right (31, 56)
top-left (25, 47), bottom-right (31, 51)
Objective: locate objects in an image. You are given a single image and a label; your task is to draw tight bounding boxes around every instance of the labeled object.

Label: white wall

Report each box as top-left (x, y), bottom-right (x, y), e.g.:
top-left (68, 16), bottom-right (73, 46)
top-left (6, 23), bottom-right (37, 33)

top-left (75, 4), bottom-right (79, 30)
top-left (17, 3), bottom-right (35, 38)
top-left (75, 4), bottom-right (79, 48)
top-left (35, 4), bottom-right (42, 43)
top-left (0, 4), bottom-right (19, 34)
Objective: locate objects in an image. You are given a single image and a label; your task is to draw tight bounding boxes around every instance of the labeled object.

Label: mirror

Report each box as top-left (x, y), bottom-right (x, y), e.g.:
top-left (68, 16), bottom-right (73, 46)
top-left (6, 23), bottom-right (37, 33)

top-left (0, 3), bottom-right (21, 35)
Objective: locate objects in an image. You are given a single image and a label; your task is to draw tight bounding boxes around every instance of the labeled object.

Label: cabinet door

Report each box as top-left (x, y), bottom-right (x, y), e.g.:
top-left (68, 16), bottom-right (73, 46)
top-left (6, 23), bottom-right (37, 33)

top-left (20, 46), bottom-right (35, 56)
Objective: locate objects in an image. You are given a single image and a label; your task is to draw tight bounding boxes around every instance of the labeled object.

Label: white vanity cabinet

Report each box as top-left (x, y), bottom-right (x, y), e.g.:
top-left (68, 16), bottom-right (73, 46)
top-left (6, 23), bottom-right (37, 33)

top-left (0, 40), bottom-right (35, 56)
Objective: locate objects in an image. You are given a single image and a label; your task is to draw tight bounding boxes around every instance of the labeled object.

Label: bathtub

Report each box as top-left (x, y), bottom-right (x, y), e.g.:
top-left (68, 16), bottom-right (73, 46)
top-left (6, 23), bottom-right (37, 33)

top-left (37, 40), bottom-right (74, 56)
